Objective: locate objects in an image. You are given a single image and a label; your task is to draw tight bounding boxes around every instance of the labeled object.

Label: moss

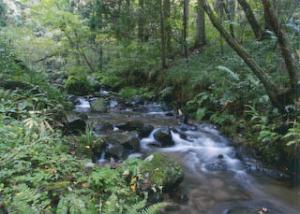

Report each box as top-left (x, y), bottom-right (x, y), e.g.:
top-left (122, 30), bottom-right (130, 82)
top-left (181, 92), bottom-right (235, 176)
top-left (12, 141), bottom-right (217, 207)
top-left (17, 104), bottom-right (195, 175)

top-left (138, 153), bottom-right (184, 191)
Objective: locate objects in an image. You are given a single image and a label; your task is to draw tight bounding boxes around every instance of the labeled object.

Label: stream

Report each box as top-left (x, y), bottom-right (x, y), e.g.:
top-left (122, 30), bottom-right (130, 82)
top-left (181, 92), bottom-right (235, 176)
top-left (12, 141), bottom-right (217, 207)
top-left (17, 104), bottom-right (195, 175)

top-left (73, 93), bottom-right (300, 214)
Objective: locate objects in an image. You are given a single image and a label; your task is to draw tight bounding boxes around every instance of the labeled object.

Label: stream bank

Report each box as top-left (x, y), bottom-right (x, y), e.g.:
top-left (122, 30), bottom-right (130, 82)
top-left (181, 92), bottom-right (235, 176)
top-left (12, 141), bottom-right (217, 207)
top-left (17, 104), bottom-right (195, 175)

top-left (68, 90), bottom-right (300, 214)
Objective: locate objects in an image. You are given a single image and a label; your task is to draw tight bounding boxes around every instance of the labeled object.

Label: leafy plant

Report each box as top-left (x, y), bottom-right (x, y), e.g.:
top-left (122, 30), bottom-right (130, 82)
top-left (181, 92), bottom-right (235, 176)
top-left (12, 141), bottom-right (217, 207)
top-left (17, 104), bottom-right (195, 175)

top-left (283, 121), bottom-right (300, 146)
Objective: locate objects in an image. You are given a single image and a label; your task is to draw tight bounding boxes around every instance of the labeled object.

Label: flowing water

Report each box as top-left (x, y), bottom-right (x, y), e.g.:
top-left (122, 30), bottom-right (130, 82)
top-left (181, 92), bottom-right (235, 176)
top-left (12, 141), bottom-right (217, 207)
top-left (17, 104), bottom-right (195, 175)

top-left (75, 96), bottom-right (300, 214)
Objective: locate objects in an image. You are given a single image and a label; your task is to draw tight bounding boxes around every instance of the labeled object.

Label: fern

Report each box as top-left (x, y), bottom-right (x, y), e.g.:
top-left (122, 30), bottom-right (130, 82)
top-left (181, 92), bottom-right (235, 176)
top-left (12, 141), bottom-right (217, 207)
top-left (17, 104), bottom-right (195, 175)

top-left (283, 121), bottom-right (300, 146)
top-left (139, 202), bottom-right (168, 214)
top-left (57, 194), bottom-right (97, 214)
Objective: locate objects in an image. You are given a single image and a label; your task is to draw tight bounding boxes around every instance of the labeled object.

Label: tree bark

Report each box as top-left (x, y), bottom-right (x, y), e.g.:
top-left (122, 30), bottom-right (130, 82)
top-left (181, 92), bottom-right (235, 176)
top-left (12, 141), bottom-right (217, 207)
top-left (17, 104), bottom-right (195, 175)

top-left (164, 0), bottom-right (172, 54)
top-left (222, 0), bottom-right (235, 38)
top-left (262, 0), bottom-right (300, 98)
top-left (138, 0), bottom-right (145, 42)
top-left (202, 0), bottom-right (283, 109)
top-left (160, 0), bottom-right (167, 68)
top-left (237, 0), bottom-right (263, 40)
top-left (183, 0), bottom-right (189, 58)
top-left (195, 0), bottom-right (206, 48)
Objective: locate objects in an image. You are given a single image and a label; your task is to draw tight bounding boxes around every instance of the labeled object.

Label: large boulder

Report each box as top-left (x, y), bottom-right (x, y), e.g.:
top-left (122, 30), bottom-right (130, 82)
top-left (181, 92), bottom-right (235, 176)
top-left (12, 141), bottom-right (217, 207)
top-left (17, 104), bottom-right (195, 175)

top-left (153, 128), bottom-right (174, 147)
top-left (90, 98), bottom-right (107, 113)
top-left (93, 121), bottom-right (114, 135)
top-left (117, 120), bottom-right (154, 138)
top-left (64, 113), bottom-right (86, 134)
top-left (105, 141), bottom-right (125, 160)
top-left (137, 153), bottom-right (184, 192)
top-left (92, 131), bottom-right (141, 161)
top-left (105, 131), bottom-right (140, 153)
top-left (117, 120), bottom-right (145, 131)
top-left (91, 137), bottom-right (125, 161)
top-left (139, 124), bottom-right (154, 138)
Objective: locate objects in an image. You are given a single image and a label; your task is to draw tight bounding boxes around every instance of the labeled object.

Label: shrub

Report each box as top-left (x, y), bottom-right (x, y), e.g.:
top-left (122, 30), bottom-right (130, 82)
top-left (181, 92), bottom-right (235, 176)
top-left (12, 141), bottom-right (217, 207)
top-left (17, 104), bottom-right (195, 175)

top-left (65, 67), bottom-right (93, 95)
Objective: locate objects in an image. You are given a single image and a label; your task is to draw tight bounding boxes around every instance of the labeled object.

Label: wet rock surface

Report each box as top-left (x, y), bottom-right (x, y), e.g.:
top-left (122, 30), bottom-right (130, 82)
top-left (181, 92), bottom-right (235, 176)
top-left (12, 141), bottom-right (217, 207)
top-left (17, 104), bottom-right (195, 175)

top-left (138, 153), bottom-right (184, 192)
top-left (90, 98), bottom-right (107, 113)
top-left (64, 112), bottom-right (86, 134)
top-left (153, 128), bottom-right (174, 147)
top-left (68, 94), bottom-right (300, 214)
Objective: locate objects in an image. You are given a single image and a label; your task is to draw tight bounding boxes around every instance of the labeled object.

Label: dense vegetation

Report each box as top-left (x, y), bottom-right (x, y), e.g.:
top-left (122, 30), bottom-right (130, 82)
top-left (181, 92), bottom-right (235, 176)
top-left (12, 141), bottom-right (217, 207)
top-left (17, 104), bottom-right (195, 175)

top-left (0, 0), bottom-right (300, 213)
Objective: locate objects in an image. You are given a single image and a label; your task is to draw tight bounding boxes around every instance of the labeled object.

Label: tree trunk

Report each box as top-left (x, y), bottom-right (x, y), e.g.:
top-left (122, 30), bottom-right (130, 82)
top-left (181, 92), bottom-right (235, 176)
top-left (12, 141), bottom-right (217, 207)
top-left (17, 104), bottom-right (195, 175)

top-left (262, 0), bottom-right (300, 98)
top-left (215, 0), bottom-right (225, 55)
top-left (160, 0), bottom-right (167, 68)
top-left (138, 0), bottom-right (145, 42)
top-left (183, 0), bottom-right (189, 58)
top-left (195, 0), bottom-right (206, 48)
top-left (237, 0), bottom-right (263, 40)
top-left (124, 0), bottom-right (131, 39)
top-left (202, 0), bottom-right (283, 109)
top-left (164, 0), bottom-right (172, 54)
top-left (222, 0), bottom-right (235, 38)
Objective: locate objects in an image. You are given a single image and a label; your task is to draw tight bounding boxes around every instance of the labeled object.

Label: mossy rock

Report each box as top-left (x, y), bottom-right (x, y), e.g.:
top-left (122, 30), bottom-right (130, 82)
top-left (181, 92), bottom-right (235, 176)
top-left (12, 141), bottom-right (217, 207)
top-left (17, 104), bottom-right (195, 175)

top-left (64, 112), bottom-right (86, 134)
top-left (138, 153), bottom-right (184, 192)
top-left (153, 128), bottom-right (174, 147)
top-left (90, 98), bottom-right (107, 113)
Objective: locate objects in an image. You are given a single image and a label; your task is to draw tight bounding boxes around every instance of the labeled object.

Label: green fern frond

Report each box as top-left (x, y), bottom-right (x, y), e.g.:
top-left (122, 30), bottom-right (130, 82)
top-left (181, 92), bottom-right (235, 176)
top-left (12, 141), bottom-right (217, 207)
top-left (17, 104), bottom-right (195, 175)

top-left (139, 202), bottom-right (169, 214)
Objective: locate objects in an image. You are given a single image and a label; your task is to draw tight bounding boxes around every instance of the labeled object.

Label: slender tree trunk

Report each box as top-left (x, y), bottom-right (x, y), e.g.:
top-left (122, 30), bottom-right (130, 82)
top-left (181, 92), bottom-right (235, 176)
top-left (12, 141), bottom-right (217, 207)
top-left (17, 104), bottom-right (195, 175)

top-left (183, 0), bottom-right (189, 58)
top-left (125, 0), bottom-right (131, 39)
top-left (215, 0), bottom-right (225, 55)
top-left (222, 0), bottom-right (235, 38)
top-left (202, 0), bottom-right (283, 109)
top-left (160, 0), bottom-right (167, 68)
top-left (195, 0), bottom-right (206, 48)
top-left (262, 0), bottom-right (300, 98)
top-left (237, 0), bottom-right (263, 40)
top-left (95, 0), bottom-right (104, 70)
top-left (164, 0), bottom-right (172, 54)
top-left (138, 0), bottom-right (145, 42)
top-left (65, 30), bottom-right (95, 72)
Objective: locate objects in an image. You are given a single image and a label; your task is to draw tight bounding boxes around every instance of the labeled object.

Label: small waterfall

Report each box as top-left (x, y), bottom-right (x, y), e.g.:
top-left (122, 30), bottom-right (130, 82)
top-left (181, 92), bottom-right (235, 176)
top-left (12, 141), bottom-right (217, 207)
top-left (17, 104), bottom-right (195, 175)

top-left (109, 99), bottom-right (118, 108)
top-left (150, 126), bottom-right (245, 174)
top-left (139, 124), bottom-right (299, 214)
top-left (75, 97), bottom-right (91, 113)
top-left (140, 128), bottom-right (161, 150)
top-left (97, 151), bottom-right (106, 164)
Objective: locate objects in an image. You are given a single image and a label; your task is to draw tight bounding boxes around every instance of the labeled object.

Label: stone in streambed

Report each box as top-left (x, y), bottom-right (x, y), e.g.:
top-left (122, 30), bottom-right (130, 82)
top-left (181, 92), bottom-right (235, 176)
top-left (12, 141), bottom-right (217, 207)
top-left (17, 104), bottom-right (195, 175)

top-left (90, 98), bottom-right (107, 112)
top-left (116, 120), bottom-right (154, 138)
top-left (153, 128), bottom-right (174, 147)
top-left (64, 112), bottom-right (86, 134)
top-left (138, 153), bottom-right (184, 192)
top-left (225, 207), bottom-right (257, 214)
top-left (139, 124), bottom-right (154, 138)
top-left (104, 131), bottom-right (140, 152)
top-left (93, 121), bottom-right (113, 134)
top-left (117, 120), bottom-right (145, 131)
top-left (106, 141), bottom-right (125, 160)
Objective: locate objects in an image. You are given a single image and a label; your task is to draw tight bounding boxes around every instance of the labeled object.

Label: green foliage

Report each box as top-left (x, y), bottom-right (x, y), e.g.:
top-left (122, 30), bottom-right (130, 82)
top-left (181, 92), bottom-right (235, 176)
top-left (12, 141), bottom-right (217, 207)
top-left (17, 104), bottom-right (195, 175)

top-left (138, 153), bottom-right (184, 191)
top-left (0, 87), bottom-right (148, 214)
top-left (137, 202), bottom-right (168, 214)
top-left (56, 194), bottom-right (97, 214)
top-left (65, 67), bottom-right (93, 95)
top-left (0, 0), bottom-right (6, 27)
top-left (119, 87), bottom-right (155, 100)
top-left (246, 106), bottom-right (283, 163)
top-left (210, 112), bottom-right (236, 127)
top-left (283, 121), bottom-right (300, 146)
